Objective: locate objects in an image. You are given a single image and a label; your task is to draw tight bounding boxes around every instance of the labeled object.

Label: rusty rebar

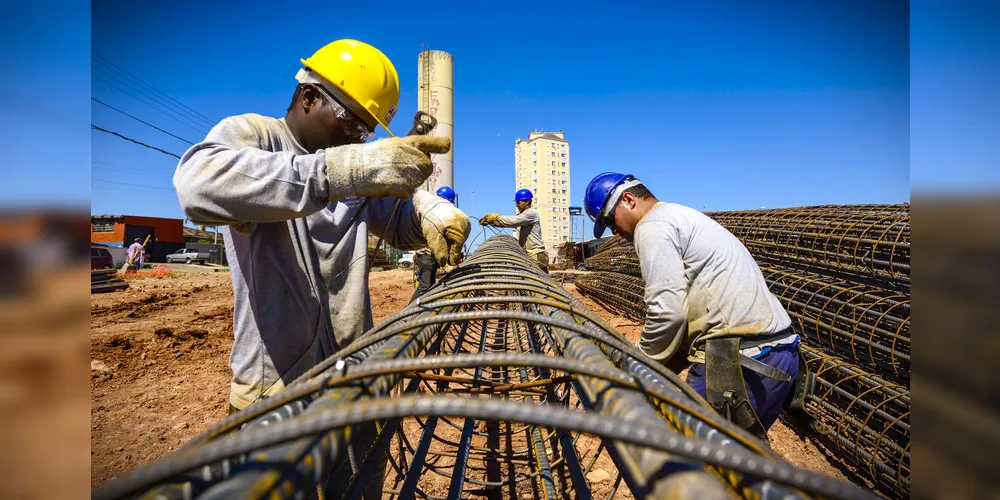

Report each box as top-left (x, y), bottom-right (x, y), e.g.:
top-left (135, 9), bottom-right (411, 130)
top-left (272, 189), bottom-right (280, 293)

top-left (709, 204), bottom-right (910, 288)
top-left (94, 235), bottom-right (872, 500)
top-left (575, 204), bottom-right (911, 499)
top-left (760, 264), bottom-right (909, 382)
top-left (799, 344), bottom-right (910, 498)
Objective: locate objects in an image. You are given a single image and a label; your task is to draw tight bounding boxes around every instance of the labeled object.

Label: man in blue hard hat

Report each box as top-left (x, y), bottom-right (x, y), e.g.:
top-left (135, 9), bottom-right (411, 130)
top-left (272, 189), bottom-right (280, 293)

top-left (480, 189), bottom-right (549, 272)
top-left (583, 172), bottom-right (800, 441)
top-left (409, 186), bottom-right (457, 302)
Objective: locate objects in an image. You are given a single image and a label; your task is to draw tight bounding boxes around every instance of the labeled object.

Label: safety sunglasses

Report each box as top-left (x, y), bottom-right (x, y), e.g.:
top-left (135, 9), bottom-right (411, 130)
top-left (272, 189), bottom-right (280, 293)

top-left (600, 198), bottom-right (620, 231)
top-left (312, 84), bottom-right (376, 142)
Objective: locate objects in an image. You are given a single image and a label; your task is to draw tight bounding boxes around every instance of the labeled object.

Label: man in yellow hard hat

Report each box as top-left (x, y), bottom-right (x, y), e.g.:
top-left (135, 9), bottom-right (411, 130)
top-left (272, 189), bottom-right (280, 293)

top-left (173, 40), bottom-right (470, 492)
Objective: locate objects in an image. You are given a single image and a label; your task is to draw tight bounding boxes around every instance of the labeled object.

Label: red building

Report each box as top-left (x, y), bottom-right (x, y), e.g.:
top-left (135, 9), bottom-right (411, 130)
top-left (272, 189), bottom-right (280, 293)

top-left (91, 215), bottom-right (184, 262)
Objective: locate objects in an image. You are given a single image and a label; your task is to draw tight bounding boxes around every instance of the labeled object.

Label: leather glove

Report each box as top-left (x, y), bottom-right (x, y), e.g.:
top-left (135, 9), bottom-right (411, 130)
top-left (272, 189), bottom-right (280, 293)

top-left (412, 190), bottom-right (471, 267)
top-left (325, 136), bottom-right (451, 200)
top-left (480, 213), bottom-right (500, 226)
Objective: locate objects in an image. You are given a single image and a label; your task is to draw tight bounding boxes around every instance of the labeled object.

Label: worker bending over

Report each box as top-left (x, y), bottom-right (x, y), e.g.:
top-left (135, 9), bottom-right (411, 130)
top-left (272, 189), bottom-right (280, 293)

top-left (583, 172), bottom-right (799, 441)
top-left (174, 39), bottom-right (470, 414)
top-left (410, 186), bottom-right (456, 302)
top-left (480, 189), bottom-right (549, 272)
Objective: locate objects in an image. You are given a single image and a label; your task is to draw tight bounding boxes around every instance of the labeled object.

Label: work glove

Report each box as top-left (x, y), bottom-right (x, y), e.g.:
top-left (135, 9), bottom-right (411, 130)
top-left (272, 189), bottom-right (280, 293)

top-left (479, 213), bottom-right (500, 226)
top-left (325, 136), bottom-right (451, 200)
top-left (412, 190), bottom-right (471, 268)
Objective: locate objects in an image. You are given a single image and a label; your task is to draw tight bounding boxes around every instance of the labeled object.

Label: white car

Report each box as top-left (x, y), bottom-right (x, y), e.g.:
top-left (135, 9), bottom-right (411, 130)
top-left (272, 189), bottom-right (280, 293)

top-left (397, 253), bottom-right (416, 269)
top-left (166, 248), bottom-right (211, 264)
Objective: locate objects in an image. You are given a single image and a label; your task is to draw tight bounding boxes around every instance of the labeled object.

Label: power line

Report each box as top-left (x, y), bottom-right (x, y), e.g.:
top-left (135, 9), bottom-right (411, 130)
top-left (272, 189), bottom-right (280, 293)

top-left (91, 124), bottom-right (182, 159)
top-left (92, 53), bottom-right (217, 128)
top-left (92, 160), bottom-right (173, 170)
top-left (92, 165), bottom-right (174, 177)
top-left (92, 179), bottom-right (175, 191)
top-left (90, 62), bottom-right (214, 132)
top-left (92, 69), bottom-right (210, 135)
top-left (92, 187), bottom-right (177, 194)
top-left (91, 98), bottom-right (195, 145)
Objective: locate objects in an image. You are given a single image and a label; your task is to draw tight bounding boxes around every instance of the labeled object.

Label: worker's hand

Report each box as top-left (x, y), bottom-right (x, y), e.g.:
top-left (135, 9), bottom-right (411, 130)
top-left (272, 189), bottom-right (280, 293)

top-left (479, 213), bottom-right (500, 226)
top-left (325, 136), bottom-right (452, 200)
top-left (412, 190), bottom-right (471, 267)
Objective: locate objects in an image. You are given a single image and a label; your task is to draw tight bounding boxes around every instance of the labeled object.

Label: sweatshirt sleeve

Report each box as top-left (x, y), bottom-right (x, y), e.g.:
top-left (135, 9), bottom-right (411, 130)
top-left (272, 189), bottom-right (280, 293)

top-left (173, 116), bottom-right (332, 225)
top-left (635, 221), bottom-right (689, 362)
top-left (364, 196), bottom-right (427, 251)
top-left (493, 210), bottom-right (536, 228)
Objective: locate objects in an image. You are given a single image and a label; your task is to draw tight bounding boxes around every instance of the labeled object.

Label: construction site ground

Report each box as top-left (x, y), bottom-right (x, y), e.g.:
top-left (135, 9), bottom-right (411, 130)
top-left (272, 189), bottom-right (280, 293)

top-left (91, 270), bottom-right (849, 490)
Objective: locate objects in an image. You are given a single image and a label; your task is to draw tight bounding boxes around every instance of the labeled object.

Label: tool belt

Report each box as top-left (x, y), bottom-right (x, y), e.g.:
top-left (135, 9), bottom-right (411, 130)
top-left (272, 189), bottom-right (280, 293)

top-left (704, 335), bottom-right (792, 444)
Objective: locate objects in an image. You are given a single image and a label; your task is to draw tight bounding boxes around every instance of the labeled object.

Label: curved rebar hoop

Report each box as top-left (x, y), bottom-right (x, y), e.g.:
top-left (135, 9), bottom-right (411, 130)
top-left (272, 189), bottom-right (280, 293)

top-left (574, 205), bottom-right (910, 499)
top-left (93, 235), bottom-right (874, 500)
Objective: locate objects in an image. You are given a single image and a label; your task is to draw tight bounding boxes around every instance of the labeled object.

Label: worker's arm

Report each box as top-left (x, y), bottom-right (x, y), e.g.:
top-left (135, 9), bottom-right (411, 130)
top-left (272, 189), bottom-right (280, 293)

top-left (174, 116), bottom-right (448, 226)
top-left (173, 116), bottom-right (334, 226)
top-left (635, 221), bottom-right (689, 363)
top-left (365, 197), bottom-right (424, 249)
top-left (491, 210), bottom-right (536, 228)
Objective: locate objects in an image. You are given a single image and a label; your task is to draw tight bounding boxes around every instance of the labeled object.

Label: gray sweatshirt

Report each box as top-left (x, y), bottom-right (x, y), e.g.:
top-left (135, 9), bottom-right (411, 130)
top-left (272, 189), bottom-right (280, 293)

top-left (493, 207), bottom-right (546, 256)
top-left (634, 202), bottom-right (793, 364)
top-left (173, 113), bottom-right (427, 409)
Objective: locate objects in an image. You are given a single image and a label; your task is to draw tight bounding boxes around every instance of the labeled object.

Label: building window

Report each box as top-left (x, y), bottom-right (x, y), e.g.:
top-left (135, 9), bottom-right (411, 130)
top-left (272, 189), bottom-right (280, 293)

top-left (92, 221), bottom-right (114, 233)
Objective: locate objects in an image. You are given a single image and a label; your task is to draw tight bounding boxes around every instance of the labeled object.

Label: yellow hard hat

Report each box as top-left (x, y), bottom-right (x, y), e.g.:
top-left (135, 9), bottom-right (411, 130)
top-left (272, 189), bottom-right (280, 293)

top-left (300, 39), bottom-right (400, 136)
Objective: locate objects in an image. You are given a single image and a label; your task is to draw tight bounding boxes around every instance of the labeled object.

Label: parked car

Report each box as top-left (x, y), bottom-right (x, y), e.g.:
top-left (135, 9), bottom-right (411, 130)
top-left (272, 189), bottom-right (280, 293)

top-left (165, 248), bottom-right (211, 264)
top-left (396, 252), bottom-right (416, 269)
top-left (91, 246), bottom-right (114, 269)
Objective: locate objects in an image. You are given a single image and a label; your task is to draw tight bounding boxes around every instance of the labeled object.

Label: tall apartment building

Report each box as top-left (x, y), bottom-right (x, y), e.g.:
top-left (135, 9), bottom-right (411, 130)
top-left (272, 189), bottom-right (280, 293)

top-left (514, 130), bottom-right (570, 256)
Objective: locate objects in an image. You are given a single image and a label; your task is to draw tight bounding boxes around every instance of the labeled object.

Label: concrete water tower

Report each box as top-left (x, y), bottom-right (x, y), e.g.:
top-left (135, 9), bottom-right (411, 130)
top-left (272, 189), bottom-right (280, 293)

top-left (417, 48), bottom-right (454, 195)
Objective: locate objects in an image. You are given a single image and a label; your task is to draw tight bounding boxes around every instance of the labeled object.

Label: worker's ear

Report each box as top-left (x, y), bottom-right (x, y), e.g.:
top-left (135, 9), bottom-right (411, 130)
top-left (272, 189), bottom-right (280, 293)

top-left (300, 85), bottom-right (320, 112)
top-left (621, 192), bottom-right (637, 210)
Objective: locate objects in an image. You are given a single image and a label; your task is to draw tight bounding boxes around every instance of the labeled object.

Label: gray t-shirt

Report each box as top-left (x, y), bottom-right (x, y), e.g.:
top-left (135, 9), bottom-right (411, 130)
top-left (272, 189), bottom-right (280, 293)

top-left (493, 207), bottom-right (546, 256)
top-left (174, 113), bottom-right (427, 408)
top-left (634, 202), bottom-right (792, 363)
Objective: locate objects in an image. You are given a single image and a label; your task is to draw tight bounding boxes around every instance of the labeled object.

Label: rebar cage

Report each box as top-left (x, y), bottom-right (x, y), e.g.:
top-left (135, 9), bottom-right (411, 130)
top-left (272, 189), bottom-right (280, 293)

top-left (94, 235), bottom-right (872, 500)
top-left (575, 204), bottom-right (910, 499)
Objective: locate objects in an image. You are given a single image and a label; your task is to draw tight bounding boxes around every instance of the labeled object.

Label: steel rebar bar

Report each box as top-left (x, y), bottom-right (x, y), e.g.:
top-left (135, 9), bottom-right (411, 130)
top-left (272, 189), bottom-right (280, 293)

top-left (94, 235), bottom-right (873, 500)
top-left (799, 344), bottom-right (910, 498)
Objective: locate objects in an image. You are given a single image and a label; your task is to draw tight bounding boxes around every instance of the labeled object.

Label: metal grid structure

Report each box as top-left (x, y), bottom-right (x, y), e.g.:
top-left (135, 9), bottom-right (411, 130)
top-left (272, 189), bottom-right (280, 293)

top-left (574, 204), bottom-right (910, 499)
top-left (94, 235), bottom-right (872, 500)
top-left (760, 264), bottom-right (909, 382)
top-left (576, 271), bottom-right (645, 322)
top-left (799, 344), bottom-right (910, 498)
top-left (581, 242), bottom-right (642, 278)
top-left (708, 204), bottom-right (910, 289)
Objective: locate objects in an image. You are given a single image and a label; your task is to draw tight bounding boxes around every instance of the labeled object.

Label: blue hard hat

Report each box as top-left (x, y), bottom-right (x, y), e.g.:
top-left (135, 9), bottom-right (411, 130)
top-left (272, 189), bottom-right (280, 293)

top-left (436, 185), bottom-right (456, 204)
top-left (514, 189), bottom-right (534, 202)
top-left (584, 172), bottom-right (634, 238)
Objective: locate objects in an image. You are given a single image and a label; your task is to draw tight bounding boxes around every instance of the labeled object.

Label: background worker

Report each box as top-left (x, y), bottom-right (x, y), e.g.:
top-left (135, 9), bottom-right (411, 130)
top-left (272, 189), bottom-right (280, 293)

top-left (480, 189), bottom-right (549, 272)
top-left (174, 39), bottom-right (470, 415)
top-left (583, 172), bottom-right (800, 441)
top-left (126, 238), bottom-right (144, 270)
top-left (409, 186), bottom-right (456, 302)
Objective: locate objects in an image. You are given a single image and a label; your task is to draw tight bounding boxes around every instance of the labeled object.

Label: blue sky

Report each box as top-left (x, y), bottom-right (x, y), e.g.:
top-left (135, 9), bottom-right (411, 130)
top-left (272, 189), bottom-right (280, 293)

top-left (14, 1), bottom-right (995, 235)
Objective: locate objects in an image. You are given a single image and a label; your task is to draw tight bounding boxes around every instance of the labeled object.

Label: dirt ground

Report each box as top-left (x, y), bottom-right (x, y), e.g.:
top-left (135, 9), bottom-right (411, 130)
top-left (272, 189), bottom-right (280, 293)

top-left (90, 269), bottom-right (417, 487)
top-left (91, 269), bottom-right (848, 492)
